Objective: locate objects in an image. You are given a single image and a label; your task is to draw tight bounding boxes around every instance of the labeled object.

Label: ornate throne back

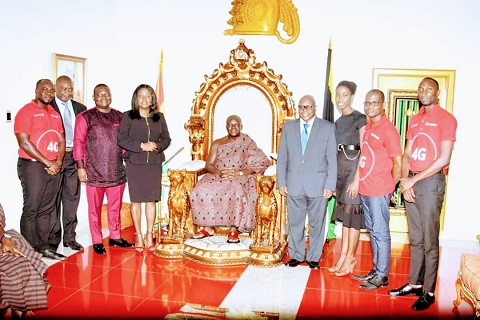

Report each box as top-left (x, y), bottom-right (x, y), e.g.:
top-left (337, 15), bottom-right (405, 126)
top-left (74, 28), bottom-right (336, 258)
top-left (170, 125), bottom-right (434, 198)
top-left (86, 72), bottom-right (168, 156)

top-left (162, 40), bottom-right (296, 266)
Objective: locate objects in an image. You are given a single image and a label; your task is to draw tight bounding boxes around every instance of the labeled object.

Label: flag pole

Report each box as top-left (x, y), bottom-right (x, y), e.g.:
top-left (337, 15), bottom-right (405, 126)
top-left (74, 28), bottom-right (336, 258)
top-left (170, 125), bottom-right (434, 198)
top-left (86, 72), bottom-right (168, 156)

top-left (322, 39), bottom-right (337, 242)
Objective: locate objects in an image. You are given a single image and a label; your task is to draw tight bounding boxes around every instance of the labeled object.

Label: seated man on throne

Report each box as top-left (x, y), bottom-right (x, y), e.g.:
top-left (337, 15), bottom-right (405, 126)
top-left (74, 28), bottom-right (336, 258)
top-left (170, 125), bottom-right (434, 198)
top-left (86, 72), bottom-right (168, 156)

top-left (190, 115), bottom-right (270, 243)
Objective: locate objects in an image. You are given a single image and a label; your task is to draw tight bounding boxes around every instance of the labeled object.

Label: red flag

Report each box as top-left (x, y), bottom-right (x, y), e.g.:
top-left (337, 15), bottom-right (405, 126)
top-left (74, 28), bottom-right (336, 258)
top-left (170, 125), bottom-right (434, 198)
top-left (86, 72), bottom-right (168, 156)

top-left (155, 49), bottom-right (165, 113)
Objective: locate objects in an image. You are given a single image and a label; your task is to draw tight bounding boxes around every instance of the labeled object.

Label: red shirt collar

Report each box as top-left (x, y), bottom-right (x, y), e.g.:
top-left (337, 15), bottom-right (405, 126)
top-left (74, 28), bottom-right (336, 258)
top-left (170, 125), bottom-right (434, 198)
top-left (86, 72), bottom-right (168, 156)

top-left (419, 102), bottom-right (441, 116)
top-left (366, 114), bottom-right (388, 128)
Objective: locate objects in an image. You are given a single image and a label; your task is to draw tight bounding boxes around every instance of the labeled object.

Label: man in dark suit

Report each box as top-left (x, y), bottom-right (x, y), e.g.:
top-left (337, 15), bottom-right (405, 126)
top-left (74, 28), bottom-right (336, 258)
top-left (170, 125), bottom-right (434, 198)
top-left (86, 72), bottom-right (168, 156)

top-left (277, 94), bottom-right (337, 269)
top-left (49, 75), bottom-right (87, 251)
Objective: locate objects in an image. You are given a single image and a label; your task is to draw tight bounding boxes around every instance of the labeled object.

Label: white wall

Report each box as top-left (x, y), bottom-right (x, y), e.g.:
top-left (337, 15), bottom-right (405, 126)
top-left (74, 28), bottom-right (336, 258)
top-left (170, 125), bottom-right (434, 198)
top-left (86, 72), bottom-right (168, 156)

top-left (0, 0), bottom-right (478, 243)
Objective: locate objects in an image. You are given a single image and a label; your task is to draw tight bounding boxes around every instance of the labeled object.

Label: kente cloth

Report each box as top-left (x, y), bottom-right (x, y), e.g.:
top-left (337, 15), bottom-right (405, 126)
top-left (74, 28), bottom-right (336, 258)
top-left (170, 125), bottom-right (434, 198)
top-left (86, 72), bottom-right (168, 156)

top-left (190, 133), bottom-right (270, 232)
top-left (0, 204), bottom-right (50, 312)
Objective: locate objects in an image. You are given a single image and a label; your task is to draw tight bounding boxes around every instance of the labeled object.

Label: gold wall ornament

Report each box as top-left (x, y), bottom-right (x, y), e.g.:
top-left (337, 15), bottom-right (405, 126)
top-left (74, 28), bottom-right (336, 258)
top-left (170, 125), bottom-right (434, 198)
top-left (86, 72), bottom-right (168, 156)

top-left (225, 0), bottom-right (300, 44)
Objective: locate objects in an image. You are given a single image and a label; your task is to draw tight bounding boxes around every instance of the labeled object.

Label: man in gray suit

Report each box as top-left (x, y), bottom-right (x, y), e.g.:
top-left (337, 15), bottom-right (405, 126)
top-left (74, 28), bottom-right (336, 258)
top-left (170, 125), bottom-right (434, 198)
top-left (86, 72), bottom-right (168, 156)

top-left (277, 94), bottom-right (337, 269)
top-left (49, 75), bottom-right (87, 251)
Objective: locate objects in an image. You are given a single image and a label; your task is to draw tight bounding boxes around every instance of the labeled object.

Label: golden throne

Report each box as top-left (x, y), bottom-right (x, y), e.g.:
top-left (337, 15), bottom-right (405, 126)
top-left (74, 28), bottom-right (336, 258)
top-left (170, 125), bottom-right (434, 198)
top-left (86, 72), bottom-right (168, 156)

top-left (155, 40), bottom-right (295, 266)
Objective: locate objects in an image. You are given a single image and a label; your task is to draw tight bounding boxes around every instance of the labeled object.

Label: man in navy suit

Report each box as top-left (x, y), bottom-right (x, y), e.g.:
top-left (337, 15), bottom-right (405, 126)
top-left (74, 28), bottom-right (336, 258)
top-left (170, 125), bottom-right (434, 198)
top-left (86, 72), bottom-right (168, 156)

top-left (277, 94), bottom-right (337, 269)
top-left (49, 75), bottom-right (87, 251)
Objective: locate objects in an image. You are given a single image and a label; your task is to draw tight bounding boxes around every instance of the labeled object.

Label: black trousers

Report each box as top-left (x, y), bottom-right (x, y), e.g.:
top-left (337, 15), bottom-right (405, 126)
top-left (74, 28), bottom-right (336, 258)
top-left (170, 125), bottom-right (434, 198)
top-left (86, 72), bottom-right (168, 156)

top-left (405, 171), bottom-right (445, 293)
top-left (17, 158), bottom-right (61, 252)
top-left (49, 151), bottom-right (81, 247)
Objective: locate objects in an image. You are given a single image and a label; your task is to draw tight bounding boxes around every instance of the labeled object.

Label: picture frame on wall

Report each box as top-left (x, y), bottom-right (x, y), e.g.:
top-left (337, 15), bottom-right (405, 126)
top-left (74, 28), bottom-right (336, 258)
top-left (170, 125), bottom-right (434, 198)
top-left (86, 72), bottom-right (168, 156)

top-left (52, 53), bottom-right (86, 104)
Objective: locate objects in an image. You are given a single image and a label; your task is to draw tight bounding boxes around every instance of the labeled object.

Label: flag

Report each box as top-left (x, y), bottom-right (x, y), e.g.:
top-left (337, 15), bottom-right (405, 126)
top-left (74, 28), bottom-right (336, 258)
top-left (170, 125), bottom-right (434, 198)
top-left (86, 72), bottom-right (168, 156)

top-left (155, 49), bottom-right (165, 113)
top-left (322, 40), bottom-right (334, 123)
top-left (322, 40), bottom-right (337, 241)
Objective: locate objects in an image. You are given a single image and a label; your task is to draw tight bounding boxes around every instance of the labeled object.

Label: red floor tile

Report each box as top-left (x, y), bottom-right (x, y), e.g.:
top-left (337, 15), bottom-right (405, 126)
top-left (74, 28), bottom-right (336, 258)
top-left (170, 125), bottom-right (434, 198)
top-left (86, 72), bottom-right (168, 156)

top-left (83, 267), bottom-right (172, 298)
top-left (297, 287), bottom-right (378, 319)
top-left (34, 286), bottom-right (79, 318)
top-left (125, 298), bottom-right (186, 319)
top-left (38, 290), bottom-right (144, 319)
top-left (46, 261), bottom-right (112, 289)
top-left (148, 272), bottom-right (239, 305)
top-left (37, 237), bottom-right (471, 319)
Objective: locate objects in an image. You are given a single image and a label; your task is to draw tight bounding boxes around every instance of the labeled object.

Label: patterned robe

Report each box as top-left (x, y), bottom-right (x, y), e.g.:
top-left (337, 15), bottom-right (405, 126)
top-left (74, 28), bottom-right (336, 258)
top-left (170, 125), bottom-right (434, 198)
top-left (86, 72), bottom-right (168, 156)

top-left (0, 204), bottom-right (50, 312)
top-left (190, 133), bottom-right (270, 232)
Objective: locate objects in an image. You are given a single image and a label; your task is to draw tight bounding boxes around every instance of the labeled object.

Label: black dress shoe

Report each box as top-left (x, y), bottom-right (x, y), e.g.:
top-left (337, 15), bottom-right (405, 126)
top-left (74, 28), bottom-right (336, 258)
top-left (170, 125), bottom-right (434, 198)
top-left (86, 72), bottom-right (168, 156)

top-left (108, 238), bottom-right (133, 247)
top-left (412, 292), bottom-right (435, 310)
top-left (63, 240), bottom-right (84, 251)
top-left (359, 274), bottom-right (388, 290)
top-left (93, 244), bottom-right (106, 254)
top-left (42, 249), bottom-right (67, 260)
top-left (307, 261), bottom-right (320, 269)
top-left (353, 269), bottom-right (376, 282)
top-left (388, 283), bottom-right (423, 297)
top-left (285, 259), bottom-right (304, 267)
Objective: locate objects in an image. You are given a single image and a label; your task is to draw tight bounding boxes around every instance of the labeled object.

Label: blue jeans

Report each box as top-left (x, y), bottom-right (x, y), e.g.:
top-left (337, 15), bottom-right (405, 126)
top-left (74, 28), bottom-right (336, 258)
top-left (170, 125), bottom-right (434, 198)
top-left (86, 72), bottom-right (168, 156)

top-left (360, 194), bottom-right (392, 277)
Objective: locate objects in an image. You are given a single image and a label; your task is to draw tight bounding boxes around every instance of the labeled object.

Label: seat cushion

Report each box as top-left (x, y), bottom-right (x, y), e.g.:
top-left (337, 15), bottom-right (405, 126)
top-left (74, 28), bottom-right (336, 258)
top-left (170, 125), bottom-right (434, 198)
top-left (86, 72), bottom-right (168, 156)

top-left (460, 253), bottom-right (480, 300)
top-left (176, 160), bottom-right (206, 171)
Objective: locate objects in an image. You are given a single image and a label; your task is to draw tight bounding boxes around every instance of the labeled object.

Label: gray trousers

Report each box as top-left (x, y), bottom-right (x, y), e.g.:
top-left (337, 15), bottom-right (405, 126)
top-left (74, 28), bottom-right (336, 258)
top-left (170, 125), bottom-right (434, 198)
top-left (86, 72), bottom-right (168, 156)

top-left (287, 188), bottom-right (328, 262)
top-left (405, 172), bottom-right (445, 293)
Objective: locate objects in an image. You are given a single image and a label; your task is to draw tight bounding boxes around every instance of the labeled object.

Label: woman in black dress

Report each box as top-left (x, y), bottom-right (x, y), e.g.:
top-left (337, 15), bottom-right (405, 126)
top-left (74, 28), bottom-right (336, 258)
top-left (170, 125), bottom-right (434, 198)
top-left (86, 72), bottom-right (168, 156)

top-left (329, 81), bottom-right (367, 276)
top-left (118, 84), bottom-right (171, 252)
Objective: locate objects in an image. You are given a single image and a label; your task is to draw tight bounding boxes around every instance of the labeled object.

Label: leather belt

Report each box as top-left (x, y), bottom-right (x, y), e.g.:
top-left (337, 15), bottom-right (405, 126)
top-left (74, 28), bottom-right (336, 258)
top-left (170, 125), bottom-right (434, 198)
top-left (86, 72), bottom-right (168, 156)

top-left (338, 144), bottom-right (360, 151)
top-left (65, 147), bottom-right (73, 152)
top-left (19, 158), bottom-right (37, 162)
top-left (409, 170), bottom-right (444, 177)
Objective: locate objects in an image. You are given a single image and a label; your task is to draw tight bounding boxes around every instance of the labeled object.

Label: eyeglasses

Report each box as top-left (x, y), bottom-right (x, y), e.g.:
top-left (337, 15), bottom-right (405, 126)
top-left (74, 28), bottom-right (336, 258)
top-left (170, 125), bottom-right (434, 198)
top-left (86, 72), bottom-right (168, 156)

top-left (363, 101), bottom-right (383, 107)
top-left (298, 105), bottom-right (315, 111)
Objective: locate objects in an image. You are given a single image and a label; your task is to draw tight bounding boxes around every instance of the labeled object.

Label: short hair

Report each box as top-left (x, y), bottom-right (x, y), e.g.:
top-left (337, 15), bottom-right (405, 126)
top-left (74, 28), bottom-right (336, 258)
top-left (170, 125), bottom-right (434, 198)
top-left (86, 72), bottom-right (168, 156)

top-left (94, 83), bottom-right (109, 92)
top-left (421, 77), bottom-right (439, 90)
top-left (336, 80), bottom-right (357, 95)
top-left (367, 89), bottom-right (385, 102)
top-left (36, 79), bottom-right (51, 89)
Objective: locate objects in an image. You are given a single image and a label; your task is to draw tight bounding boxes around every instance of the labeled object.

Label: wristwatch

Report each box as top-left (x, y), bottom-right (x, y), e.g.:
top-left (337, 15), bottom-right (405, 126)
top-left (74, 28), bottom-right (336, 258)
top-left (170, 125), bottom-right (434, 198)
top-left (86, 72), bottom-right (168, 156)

top-left (238, 171), bottom-right (244, 176)
top-left (0, 233), bottom-right (12, 243)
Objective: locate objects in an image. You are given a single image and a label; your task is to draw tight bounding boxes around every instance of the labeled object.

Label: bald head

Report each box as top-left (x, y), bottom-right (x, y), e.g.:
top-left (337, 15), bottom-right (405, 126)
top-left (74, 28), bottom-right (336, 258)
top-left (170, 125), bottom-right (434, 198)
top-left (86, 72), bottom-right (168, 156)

top-left (226, 114), bottom-right (242, 125)
top-left (55, 75), bottom-right (74, 102)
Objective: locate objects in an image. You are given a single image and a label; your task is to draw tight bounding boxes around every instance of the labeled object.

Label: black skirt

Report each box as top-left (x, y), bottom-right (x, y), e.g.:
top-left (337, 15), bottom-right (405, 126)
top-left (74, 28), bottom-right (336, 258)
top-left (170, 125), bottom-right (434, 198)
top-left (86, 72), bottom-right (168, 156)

top-left (126, 162), bottom-right (162, 203)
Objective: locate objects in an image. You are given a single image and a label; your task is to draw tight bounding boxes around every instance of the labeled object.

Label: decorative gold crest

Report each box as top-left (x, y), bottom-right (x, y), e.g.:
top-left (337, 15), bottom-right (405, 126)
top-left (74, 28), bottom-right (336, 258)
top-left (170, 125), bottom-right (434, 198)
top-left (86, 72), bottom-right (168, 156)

top-left (225, 0), bottom-right (300, 44)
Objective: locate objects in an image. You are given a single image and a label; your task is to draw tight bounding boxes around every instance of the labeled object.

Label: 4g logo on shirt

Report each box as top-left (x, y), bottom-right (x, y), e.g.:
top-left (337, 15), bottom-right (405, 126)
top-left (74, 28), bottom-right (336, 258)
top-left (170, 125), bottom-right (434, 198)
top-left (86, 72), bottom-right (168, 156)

top-left (359, 156), bottom-right (366, 167)
top-left (36, 129), bottom-right (61, 156)
top-left (411, 147), bottom-right (427, 161)
top-left (47, 141), bottom-right (59, 152)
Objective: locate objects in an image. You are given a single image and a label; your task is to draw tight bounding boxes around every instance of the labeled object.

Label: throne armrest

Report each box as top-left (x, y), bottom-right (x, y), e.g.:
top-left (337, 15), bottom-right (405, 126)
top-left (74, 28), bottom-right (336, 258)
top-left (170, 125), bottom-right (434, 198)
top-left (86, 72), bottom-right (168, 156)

top-left (264, 164), bottom-right (276, 177)
top-left (177, 160), bottom-right (206, 172)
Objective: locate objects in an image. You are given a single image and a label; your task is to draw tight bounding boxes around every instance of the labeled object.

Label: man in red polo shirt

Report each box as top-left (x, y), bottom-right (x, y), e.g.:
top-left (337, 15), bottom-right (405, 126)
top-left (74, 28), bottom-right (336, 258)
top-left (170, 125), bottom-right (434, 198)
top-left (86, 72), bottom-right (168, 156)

top-left (14, 79), bottom-right (67, 260)
top-left (352, 89), bottom-right (402, 290)
top-left (388, 77), bottom-right (457, 311)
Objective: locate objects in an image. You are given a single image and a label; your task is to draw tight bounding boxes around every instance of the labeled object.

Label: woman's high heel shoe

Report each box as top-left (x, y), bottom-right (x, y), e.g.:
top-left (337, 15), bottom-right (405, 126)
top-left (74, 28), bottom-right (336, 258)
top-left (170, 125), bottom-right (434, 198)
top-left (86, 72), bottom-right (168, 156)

top-left (335, 257), bottom-right (356, 277)
top-left (144, 232), bottom-right (156, 252)
top-left (328, 254), bottom-right (346, 273)
top-left (134, 233), bottom-right (144, 253)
